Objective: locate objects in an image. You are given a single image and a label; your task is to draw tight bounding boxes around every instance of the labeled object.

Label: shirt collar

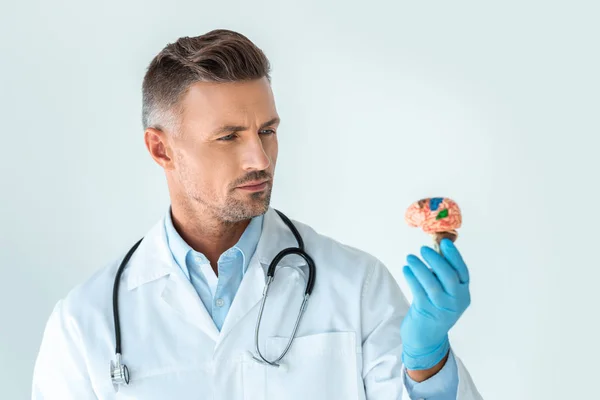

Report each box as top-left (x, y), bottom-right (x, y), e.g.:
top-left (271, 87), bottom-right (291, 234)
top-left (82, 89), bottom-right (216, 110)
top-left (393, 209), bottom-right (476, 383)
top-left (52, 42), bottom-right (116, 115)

top-left (164, 206), bottom-right (264, 276)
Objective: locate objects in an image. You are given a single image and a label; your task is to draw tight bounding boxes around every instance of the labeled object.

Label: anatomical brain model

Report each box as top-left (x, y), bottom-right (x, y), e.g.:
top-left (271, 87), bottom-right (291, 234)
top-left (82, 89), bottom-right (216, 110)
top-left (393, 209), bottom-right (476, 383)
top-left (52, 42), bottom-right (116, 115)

top-left (404, 197), bottom-right (462, 252)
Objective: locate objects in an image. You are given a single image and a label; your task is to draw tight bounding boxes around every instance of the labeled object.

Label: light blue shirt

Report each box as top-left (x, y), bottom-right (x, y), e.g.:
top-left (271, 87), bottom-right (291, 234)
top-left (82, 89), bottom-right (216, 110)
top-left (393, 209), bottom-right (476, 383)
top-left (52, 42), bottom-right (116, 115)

top-left (164, 208), bottom-right (263, 331)
top-left (164, 207), bottom-right (458, 398)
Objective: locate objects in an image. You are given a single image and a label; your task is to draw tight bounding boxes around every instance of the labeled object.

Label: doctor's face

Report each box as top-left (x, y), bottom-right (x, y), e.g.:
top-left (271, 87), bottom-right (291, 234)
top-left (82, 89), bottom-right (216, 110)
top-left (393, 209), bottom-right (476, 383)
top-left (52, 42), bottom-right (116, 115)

top-left (152, 77), bottom-right (279, 222)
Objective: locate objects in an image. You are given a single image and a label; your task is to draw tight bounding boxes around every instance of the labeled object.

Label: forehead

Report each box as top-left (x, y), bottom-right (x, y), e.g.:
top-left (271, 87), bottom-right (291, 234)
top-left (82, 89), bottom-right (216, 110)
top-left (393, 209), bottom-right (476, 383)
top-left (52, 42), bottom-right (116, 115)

top-left (179, 78), bottom-right (277, 132)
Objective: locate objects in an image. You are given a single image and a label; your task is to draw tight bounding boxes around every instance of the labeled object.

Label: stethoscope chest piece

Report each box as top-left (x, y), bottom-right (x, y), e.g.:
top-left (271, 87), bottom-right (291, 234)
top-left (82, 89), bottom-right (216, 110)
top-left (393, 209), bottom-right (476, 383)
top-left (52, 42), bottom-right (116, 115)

top-left (110, 353), bottom-right (130, 387)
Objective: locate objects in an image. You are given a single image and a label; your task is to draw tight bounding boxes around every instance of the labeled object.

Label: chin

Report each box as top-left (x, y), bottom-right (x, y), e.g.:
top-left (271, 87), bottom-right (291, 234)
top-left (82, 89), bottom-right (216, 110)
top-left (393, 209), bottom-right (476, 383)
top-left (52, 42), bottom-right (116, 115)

top-left (248, 198), bottom-right (270, 216)
top-left (222, 197), bottom-right (270, 222)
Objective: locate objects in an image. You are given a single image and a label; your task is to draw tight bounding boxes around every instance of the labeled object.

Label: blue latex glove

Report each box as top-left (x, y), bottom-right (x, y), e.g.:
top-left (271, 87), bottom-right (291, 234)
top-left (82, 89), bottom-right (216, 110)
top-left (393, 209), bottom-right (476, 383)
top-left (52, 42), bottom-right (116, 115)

top-left (400, 238), bottom-right (471, 370)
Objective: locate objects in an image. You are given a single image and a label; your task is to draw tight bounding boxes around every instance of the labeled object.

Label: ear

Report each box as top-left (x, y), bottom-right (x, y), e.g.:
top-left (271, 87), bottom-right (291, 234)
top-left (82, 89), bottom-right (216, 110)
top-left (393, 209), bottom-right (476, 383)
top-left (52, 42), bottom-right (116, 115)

top-left (144, 127), bottom-right (175, 170)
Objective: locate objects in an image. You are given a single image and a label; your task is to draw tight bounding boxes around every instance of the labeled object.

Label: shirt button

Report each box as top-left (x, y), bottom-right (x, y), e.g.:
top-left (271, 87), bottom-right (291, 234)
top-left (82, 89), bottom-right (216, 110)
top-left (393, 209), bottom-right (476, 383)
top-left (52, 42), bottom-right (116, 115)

top-left (215, 298), bottom-right (225, 307)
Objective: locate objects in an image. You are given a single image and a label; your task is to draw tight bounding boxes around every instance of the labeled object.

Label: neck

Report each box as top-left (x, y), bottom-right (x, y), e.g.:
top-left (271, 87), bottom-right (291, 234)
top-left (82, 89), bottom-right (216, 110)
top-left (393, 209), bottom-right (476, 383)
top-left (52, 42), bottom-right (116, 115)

top-left (170, 201), bottom-right (250, 269)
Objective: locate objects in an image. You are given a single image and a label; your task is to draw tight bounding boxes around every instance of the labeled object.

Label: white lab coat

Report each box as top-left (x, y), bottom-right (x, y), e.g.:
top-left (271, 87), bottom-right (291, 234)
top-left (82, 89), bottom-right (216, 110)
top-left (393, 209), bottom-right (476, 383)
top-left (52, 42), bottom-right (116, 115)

top-left (32, 207), bottom-right (482, 399)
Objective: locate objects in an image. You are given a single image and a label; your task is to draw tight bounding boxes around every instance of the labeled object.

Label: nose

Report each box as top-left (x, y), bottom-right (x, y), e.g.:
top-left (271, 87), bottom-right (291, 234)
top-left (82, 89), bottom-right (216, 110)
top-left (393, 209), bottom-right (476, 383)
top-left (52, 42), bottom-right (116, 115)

top-left (242, 134), bottom-right (271, 171)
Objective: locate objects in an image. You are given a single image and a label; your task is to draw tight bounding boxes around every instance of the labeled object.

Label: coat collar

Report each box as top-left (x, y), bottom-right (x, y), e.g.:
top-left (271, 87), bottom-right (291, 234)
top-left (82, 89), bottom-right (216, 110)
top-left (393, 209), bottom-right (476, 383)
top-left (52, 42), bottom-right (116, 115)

top-left (125, 207), bottom-right (306, 291)
top-left (125, 219), bottom-right (173, 291)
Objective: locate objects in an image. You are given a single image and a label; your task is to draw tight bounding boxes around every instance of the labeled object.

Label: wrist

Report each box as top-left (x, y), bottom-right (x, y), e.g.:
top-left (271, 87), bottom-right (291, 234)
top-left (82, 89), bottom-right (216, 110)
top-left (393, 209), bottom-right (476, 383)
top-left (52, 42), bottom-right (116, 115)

top-left (406, 350), bottom-right (450, 382)
top-left (402, 335), bottom-right (450, 370)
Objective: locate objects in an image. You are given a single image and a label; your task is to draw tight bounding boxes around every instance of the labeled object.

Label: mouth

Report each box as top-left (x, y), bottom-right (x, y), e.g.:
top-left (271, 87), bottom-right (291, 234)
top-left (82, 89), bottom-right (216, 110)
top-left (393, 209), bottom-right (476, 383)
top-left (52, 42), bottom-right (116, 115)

top-left (236, 180), bottom-right (270, 192)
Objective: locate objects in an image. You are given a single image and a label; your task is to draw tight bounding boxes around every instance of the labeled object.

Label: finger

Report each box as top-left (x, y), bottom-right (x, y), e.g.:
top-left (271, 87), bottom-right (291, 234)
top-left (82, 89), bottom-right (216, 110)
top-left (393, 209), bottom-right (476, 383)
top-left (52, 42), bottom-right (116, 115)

top-left (420, 246), bottom-right (460, 294)
top-left (406, 254), bottom-right (444, 297)
top-left (402, 265), bottom-right (429, 307)
top-left (440, 239), bottom-right (470, 284)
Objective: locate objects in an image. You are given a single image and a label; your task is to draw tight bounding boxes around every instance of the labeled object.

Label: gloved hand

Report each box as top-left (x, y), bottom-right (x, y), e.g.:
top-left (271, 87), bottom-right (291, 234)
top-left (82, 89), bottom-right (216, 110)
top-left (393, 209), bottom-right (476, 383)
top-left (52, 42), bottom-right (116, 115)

top-left (400, 238), bottom-right (471, 370)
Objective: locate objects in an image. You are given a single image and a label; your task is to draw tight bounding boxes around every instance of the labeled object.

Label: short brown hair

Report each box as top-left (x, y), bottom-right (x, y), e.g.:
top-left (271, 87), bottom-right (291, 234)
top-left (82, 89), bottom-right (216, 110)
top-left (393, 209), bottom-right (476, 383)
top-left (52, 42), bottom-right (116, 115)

top-left (141, 29), bottom-right (271, 133)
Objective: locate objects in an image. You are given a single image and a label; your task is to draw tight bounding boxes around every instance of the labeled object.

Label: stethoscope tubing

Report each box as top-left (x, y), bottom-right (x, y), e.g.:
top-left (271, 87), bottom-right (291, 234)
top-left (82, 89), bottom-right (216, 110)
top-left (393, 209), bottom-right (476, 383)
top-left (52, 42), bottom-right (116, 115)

top-left (110, 209), bottom-right (315, 384)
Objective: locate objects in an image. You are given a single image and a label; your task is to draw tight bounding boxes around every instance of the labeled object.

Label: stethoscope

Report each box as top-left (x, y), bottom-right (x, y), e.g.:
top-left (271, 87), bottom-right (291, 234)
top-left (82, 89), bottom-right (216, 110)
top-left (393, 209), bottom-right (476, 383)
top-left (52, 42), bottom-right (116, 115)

top-left (110, 209), bottom-right (316, 387)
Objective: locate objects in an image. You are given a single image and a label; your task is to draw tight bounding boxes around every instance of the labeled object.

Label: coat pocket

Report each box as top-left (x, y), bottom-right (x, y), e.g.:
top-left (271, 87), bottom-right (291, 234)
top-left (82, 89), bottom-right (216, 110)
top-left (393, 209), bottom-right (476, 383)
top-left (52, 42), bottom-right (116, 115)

top-left (264, 331), bottom-right (360, 400)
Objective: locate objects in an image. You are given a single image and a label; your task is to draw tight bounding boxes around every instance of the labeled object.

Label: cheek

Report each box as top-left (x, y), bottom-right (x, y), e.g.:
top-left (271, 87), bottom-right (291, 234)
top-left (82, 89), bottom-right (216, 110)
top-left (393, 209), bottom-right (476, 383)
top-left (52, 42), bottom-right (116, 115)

top-left (179, 148), bottom-right (216, 185)
top-left (203, 152), bottom-right (238, 189)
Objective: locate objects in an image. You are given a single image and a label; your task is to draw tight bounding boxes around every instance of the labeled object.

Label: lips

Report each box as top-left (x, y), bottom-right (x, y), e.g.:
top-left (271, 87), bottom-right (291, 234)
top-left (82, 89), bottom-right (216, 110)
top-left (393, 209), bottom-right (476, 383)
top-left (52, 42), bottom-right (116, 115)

top-left (238, 180), bottom-right (269, 188)
top-left (236, 180), bottom-right (270, 192)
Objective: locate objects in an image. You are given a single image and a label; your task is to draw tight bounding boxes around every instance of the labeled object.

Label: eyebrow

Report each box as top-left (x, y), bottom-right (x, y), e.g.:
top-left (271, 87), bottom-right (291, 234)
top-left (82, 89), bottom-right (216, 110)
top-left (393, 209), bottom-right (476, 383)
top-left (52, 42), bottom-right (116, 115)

top-left (211, 117), bottom-right (281, 137)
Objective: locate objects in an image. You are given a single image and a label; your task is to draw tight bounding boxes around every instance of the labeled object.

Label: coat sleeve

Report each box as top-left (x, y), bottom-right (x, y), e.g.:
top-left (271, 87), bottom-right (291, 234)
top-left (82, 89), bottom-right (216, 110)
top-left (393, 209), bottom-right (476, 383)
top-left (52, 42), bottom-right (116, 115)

top-left (360, 258), bottom-right (483, 400)
top-left (32, 300), bottom-right (98, 400)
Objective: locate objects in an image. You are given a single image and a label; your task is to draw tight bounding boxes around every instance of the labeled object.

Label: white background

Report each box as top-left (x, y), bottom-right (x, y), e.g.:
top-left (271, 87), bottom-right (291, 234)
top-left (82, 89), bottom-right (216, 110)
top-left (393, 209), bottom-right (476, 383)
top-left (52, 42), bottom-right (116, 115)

top-left (1, 1), bottom-right (598, 399)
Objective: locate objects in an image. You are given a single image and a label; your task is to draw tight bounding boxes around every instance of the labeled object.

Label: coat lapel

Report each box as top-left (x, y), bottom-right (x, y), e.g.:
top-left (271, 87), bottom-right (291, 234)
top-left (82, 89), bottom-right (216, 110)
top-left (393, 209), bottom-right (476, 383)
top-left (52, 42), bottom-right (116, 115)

top-left (160, 272), bottom-right (220, 342)
top-left (124, 217), bottom-right (220, 343)
top-left (216, 207), bottom-right (307, 345)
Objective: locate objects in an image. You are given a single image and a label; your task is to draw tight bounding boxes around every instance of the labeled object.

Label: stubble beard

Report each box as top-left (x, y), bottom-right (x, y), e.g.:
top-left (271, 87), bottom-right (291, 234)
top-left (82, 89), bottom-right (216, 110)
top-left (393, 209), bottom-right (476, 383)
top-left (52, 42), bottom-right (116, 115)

top-left (220, 186), bottom-right (272, 222)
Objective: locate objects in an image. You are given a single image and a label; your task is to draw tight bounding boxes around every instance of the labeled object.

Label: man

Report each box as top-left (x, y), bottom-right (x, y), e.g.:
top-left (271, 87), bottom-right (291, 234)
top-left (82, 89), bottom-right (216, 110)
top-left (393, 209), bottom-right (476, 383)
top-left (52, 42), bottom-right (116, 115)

top-left (32, 29), bottom-right (482, 399)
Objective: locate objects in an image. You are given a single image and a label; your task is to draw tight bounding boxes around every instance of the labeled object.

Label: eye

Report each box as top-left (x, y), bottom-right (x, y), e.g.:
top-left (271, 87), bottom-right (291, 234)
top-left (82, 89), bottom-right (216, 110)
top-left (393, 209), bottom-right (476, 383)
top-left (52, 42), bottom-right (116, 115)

top-left (218, 129), bottom-right (275, 141)
top-left (218, 133), bottom-right (237, 141)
